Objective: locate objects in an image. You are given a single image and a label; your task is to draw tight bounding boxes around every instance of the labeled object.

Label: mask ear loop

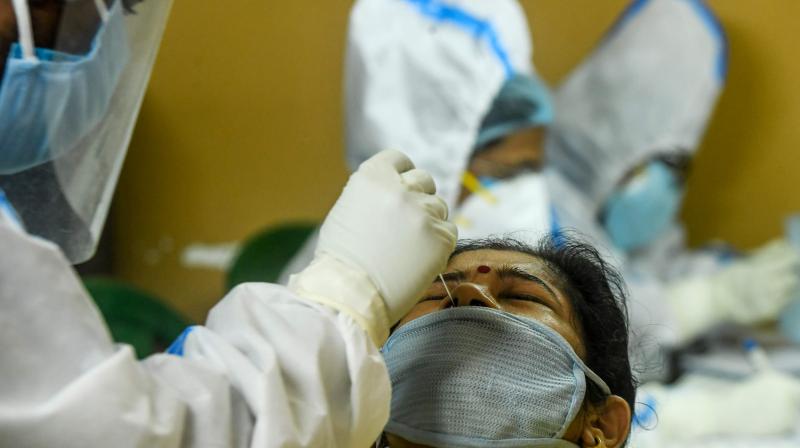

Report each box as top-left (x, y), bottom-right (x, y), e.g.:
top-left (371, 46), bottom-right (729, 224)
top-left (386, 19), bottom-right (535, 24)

top-left (439, 274), bottom-right (455, 306)
top-left (10, 0), bottom-right (36, 61)
top-left (93, 0), bottom-right (111, 23)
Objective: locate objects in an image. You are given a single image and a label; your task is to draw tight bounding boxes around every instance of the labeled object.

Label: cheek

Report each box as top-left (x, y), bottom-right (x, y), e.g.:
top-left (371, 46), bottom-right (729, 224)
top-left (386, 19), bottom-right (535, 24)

top-left (396, 301), bottom-right (442, 329)
top-left (503, 303), bottom-right (585, 355)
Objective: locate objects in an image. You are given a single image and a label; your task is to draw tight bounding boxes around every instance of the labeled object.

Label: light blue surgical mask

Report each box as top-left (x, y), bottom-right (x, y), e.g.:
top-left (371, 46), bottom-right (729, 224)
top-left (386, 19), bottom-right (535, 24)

top-left (602, 161), bottom-right (681, 252)
top-left (0, 0), bottom-right (129, 174)
top-left (381, 307), bottom-right (610, 448)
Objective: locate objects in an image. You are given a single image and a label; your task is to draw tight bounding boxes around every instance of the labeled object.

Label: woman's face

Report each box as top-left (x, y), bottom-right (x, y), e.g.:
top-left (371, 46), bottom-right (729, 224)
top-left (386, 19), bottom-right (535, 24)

top-left (387, 249), bottom-right (605, 448)
top-left (396, 248), bottom-right (586, 358)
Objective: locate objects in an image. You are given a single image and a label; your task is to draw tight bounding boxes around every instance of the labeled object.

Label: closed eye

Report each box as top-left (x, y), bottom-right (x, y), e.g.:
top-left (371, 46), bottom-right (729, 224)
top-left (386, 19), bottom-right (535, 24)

top-left (421, 295), bottom-right (445, 302)
top-left (500, 293), bottom-right (547, 304)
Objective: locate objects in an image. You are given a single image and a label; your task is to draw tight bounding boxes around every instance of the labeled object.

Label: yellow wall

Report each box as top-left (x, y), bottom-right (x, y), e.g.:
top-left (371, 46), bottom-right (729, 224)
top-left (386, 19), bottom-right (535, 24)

top-left (114, 0), bottom-right (800, 321)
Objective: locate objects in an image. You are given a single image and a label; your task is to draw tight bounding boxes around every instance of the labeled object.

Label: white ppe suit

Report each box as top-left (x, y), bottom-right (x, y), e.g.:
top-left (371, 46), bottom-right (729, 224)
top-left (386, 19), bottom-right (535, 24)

top-left (345, 0), bottom-right (535, 209)
top-left (548, 0), bottom-right (799, 369)
top-left (0, 150), bottom-right (458, 446)
top-left (277, 0), bottom-right (541, 284)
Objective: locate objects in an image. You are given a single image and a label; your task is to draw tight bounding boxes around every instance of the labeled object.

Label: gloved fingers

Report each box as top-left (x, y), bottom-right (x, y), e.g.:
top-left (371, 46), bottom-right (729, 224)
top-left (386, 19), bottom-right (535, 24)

top-left (362, 149), bottom-right (415, 174)
top-left (416, 193), bottom-right (450, 221)
top-left (400, 169), bottom-right (437, 194)
top-left (431, 218), bottom-right (459, 249)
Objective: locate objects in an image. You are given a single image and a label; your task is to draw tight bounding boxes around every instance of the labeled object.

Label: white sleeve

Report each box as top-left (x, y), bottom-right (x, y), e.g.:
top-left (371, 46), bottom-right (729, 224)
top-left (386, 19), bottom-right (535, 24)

top-left (0, 219), bottom-right (390, 447)
top-left (172, 282), bottom-right (391, 447)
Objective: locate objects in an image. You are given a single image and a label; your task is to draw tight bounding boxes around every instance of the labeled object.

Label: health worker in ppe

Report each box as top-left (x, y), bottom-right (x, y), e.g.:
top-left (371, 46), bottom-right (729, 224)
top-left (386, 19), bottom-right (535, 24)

top-left (1, 147), bottom-right (459, 444)
top-left (346, 0), bottom-right (554, 239)
top-left (277, 0), bottom-right (557, 284)
top-left (546, 0), bottom-right (800, 371)
top-left (0, 1), bottom-right (462, 445)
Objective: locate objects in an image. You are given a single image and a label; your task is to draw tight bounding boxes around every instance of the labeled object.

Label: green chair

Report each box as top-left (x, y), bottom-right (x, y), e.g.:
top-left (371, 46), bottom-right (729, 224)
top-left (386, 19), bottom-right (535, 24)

top-left (226, 222), bottom-right (317, 291)
top-left (83, 277), bottom-right (190, 359)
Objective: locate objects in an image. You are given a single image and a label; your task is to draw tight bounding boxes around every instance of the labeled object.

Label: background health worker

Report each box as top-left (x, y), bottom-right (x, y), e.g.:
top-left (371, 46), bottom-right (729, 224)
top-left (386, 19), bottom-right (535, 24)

top-left (278, 0), bottom-right (556, 282)
top-left (546, 0), bottom-right (800, 377)
top-left (329, 0), bottom-right (800, 382)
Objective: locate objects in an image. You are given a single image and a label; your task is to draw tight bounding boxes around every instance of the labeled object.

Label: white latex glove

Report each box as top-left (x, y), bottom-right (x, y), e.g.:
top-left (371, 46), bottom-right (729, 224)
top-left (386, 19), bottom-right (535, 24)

top-left (666, 239), bottom-right (800, 342)
top-left (640, 368), bottom-right (800, 441)
top-left (289, 150), bottom-right (458, 346)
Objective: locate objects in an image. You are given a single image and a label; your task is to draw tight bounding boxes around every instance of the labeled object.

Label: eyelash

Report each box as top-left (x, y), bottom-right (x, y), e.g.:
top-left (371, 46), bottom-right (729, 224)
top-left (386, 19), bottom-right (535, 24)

top-left (500, 293), bottom-right (545, 304)
top-left (421, 292), bottom-right (547, 305)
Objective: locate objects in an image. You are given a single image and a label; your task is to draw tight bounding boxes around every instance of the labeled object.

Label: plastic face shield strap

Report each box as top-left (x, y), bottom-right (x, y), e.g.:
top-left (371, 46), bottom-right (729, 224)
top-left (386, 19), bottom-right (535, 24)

top-left (10, 0), bottom-right (35, 60)
top-left (12, 0), bottom-right (111, 59)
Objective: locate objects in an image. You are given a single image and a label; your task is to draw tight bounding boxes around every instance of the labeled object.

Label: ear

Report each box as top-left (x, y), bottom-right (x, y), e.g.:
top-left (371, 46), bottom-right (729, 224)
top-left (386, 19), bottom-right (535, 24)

top-left (581, 395), bottom-right (631, 448)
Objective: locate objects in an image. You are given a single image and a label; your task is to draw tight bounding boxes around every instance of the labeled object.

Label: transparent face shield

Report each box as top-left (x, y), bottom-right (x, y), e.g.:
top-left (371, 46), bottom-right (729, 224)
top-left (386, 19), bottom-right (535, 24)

top-left (0, 0), bottom-right (173, 263)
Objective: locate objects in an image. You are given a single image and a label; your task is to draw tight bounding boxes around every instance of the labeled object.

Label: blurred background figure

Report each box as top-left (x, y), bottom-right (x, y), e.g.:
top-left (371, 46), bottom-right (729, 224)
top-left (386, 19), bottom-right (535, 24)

top-left (278, 0), bottom-right (556, 281)
top-left (546, 0), bottom-right (800, 379)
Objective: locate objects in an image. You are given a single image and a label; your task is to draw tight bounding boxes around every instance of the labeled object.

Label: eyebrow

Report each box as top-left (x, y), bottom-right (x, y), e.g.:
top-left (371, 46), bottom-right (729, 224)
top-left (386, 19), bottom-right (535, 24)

top-left (496, 266), bottom-right (558, 302)
top-left (433, 271), bottom-right (467, 283)
top-left (433, 267), bottom-right (558, 299)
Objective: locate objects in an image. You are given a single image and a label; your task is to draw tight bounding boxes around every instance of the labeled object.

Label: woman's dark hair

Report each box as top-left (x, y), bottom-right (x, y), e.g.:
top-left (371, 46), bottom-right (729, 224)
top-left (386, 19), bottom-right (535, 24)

top-left (450, 234), bottom-right (636, 413)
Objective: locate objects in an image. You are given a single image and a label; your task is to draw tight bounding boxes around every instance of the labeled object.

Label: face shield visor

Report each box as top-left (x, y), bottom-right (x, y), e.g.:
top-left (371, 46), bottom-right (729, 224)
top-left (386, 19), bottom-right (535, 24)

top-left (0, 0), bottom-right (172, 263)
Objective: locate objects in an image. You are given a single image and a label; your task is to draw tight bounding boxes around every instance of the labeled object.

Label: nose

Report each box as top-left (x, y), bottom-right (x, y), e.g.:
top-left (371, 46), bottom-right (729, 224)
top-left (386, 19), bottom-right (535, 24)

top-left (449, 283), bottom-right (501, 309)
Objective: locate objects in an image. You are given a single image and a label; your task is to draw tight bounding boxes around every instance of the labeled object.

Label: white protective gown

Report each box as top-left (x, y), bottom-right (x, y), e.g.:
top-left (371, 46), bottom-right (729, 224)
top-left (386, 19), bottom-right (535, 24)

top-left (0, 214), bottom-right (390, 447)
top-left (544, 0), bottom-right (728, 378)
top-left (278, 0), bottom-right (538, 285)
top-left (546, 0), bottom-right (727, 282)
top-left (345, 0), bottom-right (535, 209)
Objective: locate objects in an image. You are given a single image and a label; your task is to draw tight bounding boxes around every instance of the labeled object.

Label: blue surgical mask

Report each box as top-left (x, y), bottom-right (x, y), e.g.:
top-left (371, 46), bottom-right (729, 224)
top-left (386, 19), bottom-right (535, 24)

top-left (602, 161), bottom-right (681, 252)
top-left (381, 307), bottom-right (610, 448)
top-left (0, 0), bottom-right (129, 174)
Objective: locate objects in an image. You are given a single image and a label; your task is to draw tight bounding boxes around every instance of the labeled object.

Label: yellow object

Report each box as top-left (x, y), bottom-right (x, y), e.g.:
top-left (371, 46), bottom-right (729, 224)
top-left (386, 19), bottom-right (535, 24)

top-left (461, 171), bottom-right (498, 205)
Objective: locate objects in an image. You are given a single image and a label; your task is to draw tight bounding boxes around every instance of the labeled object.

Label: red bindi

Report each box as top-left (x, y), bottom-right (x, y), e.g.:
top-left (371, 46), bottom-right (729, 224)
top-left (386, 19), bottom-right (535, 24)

top-left (477, 265), bottom-right (491, 274)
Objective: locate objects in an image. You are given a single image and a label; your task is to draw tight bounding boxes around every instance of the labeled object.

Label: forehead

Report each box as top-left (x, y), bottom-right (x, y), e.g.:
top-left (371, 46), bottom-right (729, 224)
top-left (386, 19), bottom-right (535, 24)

top-left (448, 249), bottom-right (556, 279)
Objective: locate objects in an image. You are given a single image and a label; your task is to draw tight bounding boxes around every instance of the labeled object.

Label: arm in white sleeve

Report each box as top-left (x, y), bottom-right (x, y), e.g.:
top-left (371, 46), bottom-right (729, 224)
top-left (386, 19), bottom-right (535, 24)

top-left (638, 368), bottom-right (800, 441)
top-left (1, 149), bottom-right (454, 446)
top-left (174, 282), bottom-right (390, 447)
top-left (664, 239), bottom-right (799, 343)
top-left (0, 217), bottom-right (390, 447)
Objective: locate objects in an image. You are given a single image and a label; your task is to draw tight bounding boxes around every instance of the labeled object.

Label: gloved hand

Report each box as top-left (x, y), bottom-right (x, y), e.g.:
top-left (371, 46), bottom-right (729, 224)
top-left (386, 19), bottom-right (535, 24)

top-left (666, 239), bottom-right (800, 342)
top-left (289, 150), bottom-right (458, 345)
top-left (639, 368), bottom-right (800, 440)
